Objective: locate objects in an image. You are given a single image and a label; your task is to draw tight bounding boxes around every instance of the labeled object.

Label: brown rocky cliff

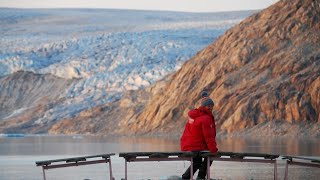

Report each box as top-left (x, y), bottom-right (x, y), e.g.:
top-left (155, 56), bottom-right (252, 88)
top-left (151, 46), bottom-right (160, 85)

top-left (0, 71), bottom-right (75, 133)
top-left (47, 74), bottom-right (171, 135)
top-left (115, 0), bottom-right (320, 136)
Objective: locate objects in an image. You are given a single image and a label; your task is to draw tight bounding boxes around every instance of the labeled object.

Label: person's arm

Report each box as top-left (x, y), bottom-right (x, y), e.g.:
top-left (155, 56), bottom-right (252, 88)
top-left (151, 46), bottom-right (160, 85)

top-left (187, 109), bottom-right (200, 124)
top-left (188, 109), bottom-right (200, 119)
top-left (201, 117), bottom-right (218, 154)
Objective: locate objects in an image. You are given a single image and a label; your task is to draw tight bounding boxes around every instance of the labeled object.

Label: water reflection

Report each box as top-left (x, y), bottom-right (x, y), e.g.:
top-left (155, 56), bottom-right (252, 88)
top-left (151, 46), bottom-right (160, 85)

top-left (217, 137), bottom-right (320, 156)
top-left (0, 135), bottom-right (319, 180)
top-left (0, 135), bottom-right (180, 156)
top-left (0, 135), bottom-right (319, 156)
top-left (117, 136), bottom-right (179, 152)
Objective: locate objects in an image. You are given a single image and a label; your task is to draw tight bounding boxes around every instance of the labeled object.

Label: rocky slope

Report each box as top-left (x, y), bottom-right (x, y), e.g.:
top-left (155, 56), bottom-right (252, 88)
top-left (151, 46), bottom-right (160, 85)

top-left (0, 71), bottom-right (75, 133)
top-left (47, 74), bottom-right (172, 135)
top-left (112, 0), bottom-right (320, 137)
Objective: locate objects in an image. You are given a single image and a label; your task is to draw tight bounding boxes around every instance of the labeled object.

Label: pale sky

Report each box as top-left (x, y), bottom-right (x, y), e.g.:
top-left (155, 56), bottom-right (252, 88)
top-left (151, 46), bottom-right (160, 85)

top-left (0, 0), bottom-right (279, 12)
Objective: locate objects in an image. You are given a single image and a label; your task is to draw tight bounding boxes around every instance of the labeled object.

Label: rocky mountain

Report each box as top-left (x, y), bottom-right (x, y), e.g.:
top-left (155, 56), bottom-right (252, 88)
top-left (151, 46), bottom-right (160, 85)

top-left (46, 0), bottom-right (320, 138)
top-left (109, 0), bottom-right (319, 137)
top-left (1, 0), bottom-right (319, 137)
top-left (0, 71), bottom-right (75, 133)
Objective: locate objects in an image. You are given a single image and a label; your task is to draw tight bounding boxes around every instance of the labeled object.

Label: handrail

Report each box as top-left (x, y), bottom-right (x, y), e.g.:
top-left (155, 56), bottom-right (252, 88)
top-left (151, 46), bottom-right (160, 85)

top-left (35, 153), bottom-right (115, 180)
top-left (282, 155), bottom-right (320, 180)
top-left (35, 152), bottom-right (320, 180)
top-left (201, 151), bottom-right (279, 159)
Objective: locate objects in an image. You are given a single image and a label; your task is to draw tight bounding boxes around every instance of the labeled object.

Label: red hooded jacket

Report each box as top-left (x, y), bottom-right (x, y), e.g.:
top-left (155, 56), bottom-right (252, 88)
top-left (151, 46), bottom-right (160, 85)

top-left (180, 106), bottom-right (218, 154)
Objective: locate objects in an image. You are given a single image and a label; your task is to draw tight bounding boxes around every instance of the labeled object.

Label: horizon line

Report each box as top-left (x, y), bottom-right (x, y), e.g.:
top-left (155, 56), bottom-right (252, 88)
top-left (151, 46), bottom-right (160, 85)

top-left (0, 6), bottom-right (262, 14)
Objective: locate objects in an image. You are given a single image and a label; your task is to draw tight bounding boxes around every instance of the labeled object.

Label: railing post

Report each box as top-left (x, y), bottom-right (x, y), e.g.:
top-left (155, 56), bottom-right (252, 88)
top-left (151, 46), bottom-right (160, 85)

top-left (274, 160), bottom-right (278, 180)
top-left (207, 157), bottom-right (211, 180)
top-left (42, 166), bottom-right (46, 180)
top-left (284, 160), bottom-right (288, 180)
top-left (125, 159), bottom-right (128, 180)
top-left (108, 158), bottom-right (113, 180)
top-left (190, 157), bottom-right (193, 180)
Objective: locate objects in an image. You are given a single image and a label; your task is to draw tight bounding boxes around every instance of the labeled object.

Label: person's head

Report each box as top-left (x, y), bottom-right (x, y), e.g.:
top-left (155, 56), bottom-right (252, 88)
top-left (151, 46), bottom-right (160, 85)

top-left (200, 91), bottom-right (214, 111)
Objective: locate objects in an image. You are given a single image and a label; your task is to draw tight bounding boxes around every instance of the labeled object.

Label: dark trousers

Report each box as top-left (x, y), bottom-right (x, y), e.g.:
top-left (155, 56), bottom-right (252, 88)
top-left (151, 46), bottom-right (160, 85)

top-left (182, 152), bottom-right (213, 179)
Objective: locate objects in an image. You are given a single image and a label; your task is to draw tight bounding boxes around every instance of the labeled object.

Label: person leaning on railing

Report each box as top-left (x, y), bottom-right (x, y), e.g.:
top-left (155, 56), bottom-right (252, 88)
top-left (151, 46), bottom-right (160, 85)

top-left (180, 91), bottom-right (218, 180)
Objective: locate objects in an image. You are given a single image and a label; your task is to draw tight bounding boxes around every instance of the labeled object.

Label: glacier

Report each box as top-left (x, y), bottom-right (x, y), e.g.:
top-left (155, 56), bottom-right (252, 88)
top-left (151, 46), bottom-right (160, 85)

top-left (0, 8), bottom-right (254, 122)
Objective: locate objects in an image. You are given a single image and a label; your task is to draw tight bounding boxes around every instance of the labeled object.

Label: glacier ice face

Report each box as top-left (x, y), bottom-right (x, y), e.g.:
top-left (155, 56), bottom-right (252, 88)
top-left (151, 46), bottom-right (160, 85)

top-left (0, 8), bottom-right (253, 122)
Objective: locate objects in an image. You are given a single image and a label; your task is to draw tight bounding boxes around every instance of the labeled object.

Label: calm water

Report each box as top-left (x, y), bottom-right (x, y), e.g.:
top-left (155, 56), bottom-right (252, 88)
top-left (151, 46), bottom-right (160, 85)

top-left (0, 135), bottom-right (319, 180)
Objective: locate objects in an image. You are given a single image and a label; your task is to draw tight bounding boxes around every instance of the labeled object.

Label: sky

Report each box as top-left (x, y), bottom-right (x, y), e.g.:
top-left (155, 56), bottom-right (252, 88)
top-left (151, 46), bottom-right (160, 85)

top-left (0, 0), bottom-right (279, 12)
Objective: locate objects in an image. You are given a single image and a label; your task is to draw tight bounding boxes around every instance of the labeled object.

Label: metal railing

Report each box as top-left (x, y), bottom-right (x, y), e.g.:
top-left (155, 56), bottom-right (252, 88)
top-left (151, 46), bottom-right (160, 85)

top-left (36, 153), bottom-right (115, 180)
top-left (35, 151), bottom-right (320, 180)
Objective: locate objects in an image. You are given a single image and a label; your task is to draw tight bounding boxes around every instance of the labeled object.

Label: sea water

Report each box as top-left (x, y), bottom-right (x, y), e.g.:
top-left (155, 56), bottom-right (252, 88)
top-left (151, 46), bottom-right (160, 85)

top-left (0, 135), bottom-right (319, 180)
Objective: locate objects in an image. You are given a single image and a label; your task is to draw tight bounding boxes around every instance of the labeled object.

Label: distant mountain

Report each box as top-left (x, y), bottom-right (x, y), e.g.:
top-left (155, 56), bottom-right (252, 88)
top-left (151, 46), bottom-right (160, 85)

top-left (58, 0), bottom-right (319, 137)
top-left (0, 9), bottom-right (253, 133)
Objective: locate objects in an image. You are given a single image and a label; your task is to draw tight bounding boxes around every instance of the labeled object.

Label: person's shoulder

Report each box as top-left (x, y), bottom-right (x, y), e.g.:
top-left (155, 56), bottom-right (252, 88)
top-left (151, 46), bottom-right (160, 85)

top-left (188, 108), bottom-right (201, 119)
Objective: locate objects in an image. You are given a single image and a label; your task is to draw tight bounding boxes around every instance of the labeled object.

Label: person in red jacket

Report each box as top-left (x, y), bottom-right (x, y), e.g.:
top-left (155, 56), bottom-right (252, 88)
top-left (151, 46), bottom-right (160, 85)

top-left (180, 91), bottom-right (218, 180)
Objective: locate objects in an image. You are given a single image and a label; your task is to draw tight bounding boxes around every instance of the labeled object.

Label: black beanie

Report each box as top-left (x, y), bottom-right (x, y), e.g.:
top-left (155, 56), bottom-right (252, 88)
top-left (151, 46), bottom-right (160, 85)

top-left (201, 98), bottom-right (214, 107)
top-left (201, 91), bottom-right (208, 98)
top-left (200, 91), bottom-right (214, 107)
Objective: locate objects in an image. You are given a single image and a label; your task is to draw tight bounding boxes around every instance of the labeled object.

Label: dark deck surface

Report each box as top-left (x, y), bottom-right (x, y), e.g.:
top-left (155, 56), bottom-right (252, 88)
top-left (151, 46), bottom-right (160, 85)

top-left (201, 151), bottom-right (279, 160)
top-left (119, 151), bottom-right (196, 160)
top-left (35, 153), bottom-right (115, 166)
top-left (118, 151), bottom-right (280, 160)
top-left (282, 155), bottom-right (320, 163)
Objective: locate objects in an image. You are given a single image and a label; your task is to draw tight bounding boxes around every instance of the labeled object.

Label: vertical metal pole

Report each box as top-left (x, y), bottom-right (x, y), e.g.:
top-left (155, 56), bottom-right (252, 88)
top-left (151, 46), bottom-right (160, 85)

top-left (274, 160), bottom-right (277, 180)
top-left (207, 157), bottom-right (210, 180)
top-left (42, 166), bottom-right (47, 180)
top-left (190, 158), bottom-right (193, 180)
top-left (284, 161), bottom-right (288, 180)
top-left (108, 158), bottom-right (113, 180)
top-left (125, 160), bottom-right (128, 180)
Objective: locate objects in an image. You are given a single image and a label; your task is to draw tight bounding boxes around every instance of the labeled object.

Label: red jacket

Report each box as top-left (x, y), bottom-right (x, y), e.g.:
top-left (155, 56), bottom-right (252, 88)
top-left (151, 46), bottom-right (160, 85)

top-left (180, 106), bottom-right (218, 153)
